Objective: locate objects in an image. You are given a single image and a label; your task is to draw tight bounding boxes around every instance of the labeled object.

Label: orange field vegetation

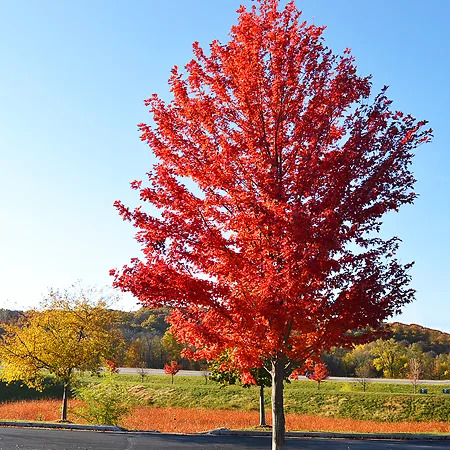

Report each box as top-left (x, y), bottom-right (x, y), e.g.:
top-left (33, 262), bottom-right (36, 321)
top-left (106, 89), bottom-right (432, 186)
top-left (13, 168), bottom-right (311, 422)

top-left (0, 399), bottom-right (84, 423)
top-left (0, 400), bottom-right (448, 434)
top-left (126, 407), bottom-right (450, 434)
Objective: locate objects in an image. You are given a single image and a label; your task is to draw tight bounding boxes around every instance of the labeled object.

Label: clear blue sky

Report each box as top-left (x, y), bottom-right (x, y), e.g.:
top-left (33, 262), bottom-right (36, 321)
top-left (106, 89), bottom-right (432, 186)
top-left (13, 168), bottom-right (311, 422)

top-left (0, 1), bottom-right (448, 332)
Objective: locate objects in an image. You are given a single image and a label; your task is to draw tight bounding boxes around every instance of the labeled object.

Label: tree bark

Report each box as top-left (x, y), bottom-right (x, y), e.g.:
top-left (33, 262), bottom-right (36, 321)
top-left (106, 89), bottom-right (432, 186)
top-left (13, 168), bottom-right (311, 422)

top-left (61, 380), bottom-right (70, 422)
top-left (271, 358), bottom-right (285, 450)
top-left (259, 385), bottom-right (266, 426)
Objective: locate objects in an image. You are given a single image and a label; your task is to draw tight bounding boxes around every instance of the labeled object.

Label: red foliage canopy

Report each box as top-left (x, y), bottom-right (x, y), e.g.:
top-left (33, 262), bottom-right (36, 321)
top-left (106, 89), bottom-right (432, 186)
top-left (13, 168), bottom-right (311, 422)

top-left (164, 361), bottom-right (182, 376)
top-left (309, 361), bottom-right (329, 383)
top-left (105, 358), bottom-right (119, 374)
top-left (112, 0), bottom-right (431, 374)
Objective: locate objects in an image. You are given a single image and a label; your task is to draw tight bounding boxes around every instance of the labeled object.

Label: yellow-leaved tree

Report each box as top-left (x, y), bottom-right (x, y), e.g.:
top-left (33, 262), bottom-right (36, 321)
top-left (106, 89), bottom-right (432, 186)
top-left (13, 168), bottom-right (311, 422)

top-left (0, 286), bottom-right (123, 421)
top-left (370, 338), bottom-right (408, 379)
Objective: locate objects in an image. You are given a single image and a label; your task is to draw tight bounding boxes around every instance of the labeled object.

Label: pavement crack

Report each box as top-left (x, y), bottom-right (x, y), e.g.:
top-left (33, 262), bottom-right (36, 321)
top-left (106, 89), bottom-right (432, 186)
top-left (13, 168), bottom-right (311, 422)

top-left (125, 436), bottom-right (134, 450)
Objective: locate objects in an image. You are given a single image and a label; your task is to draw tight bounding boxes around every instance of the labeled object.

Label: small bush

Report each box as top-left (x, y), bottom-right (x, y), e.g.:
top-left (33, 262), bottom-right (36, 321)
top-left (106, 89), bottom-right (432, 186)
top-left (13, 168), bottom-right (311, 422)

top-left (74, 375), bottom-right (131, 426)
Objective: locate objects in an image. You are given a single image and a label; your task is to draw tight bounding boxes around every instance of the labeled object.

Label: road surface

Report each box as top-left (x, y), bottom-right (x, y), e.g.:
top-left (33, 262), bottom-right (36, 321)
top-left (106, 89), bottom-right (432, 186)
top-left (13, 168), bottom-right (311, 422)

top-left (0, 428), bottom-right (448, 450)
top-left (118, 368), bottom-right (450, 384)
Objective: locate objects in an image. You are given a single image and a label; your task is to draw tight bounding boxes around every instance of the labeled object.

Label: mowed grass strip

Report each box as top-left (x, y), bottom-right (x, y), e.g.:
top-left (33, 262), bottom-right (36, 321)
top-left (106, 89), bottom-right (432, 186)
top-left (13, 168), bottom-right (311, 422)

top-left (112, 374), bottom-right (450, 395)
top-left (0, 400), bottom-right (449, 434)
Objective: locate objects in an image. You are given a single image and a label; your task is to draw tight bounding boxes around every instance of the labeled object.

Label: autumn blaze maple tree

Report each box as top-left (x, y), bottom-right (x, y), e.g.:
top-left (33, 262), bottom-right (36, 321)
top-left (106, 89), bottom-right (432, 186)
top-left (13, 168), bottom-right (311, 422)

top-left (289, 359), bottom-right (328, 390)
top-left (112, 1), bottom-right (431, 448)
top-left (164, 361), bottom-right (182, 384)
top-left (308, 361), bottom-right (329, 391)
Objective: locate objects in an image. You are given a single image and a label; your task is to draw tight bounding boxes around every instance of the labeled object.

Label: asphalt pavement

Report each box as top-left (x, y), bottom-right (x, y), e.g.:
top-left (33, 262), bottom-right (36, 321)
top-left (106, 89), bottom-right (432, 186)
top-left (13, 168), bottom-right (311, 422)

top-left (0, 428), bottom-right (449, 450)
top-left (117, 368), bottom-right (450, 385)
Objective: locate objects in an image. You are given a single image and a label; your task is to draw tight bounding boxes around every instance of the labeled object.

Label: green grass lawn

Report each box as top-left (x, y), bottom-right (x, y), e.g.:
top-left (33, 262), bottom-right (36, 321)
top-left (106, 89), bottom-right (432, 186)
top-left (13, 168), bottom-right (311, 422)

top-left (93, 373), bottom-right (450, 395)
top-left (95, 373), bottom-right (450, 394)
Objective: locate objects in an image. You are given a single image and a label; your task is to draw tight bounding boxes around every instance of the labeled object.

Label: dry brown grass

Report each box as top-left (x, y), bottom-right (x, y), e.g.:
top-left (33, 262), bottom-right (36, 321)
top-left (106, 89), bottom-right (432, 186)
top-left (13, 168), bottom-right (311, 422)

top-left (125, 407), bottom-right (450, 434)
top-left (125, 406), bottom-right (259, 432)
top-left (0, 400), bottom-right (448, 434)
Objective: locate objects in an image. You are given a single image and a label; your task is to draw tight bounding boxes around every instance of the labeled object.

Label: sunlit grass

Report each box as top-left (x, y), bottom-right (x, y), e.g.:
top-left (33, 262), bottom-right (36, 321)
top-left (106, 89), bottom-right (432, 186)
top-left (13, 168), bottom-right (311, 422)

top-left (80, 373), bottom-right (450, 396)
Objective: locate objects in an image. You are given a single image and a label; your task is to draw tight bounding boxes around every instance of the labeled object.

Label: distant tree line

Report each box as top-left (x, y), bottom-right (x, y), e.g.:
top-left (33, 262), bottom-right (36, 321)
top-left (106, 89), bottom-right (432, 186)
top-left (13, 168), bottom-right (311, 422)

top-left (104, 308), bottom-right (206, 371)
top-left (323, 322), bottom-right (450, 380)
top-left (0, 308), bottom-right (448, 379)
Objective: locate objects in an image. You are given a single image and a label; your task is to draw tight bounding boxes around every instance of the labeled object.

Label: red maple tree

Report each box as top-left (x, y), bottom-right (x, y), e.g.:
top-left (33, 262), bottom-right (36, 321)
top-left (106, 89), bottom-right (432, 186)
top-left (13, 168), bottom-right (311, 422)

top-left (164, 361), bottom-right (182, 384)
top-left (104, 358), bottom-right (119, 374)
top-left (112, 1), bottom-right (431, 448)
top-left (308, 361), bottom-right (329, 391)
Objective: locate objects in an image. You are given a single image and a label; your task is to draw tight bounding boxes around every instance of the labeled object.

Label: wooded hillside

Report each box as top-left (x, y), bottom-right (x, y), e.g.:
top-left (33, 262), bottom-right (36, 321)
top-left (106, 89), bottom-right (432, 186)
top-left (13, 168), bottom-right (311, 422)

top-left (0, 308), bottom-right (448, 378)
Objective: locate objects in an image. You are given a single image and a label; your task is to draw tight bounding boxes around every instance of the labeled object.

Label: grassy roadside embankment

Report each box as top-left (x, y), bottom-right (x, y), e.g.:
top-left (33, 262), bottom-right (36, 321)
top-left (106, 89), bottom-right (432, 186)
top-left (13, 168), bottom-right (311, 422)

top-left (0, 374), bottom-right (449, 432)
top-left (85, 374), bottom-right (450, 422)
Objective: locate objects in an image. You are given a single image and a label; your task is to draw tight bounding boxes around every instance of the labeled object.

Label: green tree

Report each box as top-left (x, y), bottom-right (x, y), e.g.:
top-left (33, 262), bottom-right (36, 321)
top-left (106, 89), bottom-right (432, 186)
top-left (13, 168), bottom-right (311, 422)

top-left (0, 286), bottom-right (123, 421)
top-left (161, 331), bottom-right (184, 362)
top-left (433, 354), bottom-right (450, 380)
top-left (75, 373), bottom-right (131, 426)
top-left (210, 354), bottom-right (272, 427)
top-left (420, 352), bottom-right (436, 380)
top-left (342, 343), bottom-right (374, 376)
top-left (149, 335), bottom-right (164, 368)
top-left (209, 354), bottom-right (241, 387)
top-left (370, 339), bottom-right (407, 378)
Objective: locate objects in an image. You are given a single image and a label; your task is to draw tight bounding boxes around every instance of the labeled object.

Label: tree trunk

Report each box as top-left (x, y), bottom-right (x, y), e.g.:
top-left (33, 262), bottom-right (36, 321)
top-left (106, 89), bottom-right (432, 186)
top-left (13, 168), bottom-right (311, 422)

top-left (259, 385), bottom-right (266, 426)
top-left (271, 358), bottom-right (285, 450)
top-left (61, 381), bottom-right (70, 422)
top-left (171, 374), bottom-right (174, 384)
